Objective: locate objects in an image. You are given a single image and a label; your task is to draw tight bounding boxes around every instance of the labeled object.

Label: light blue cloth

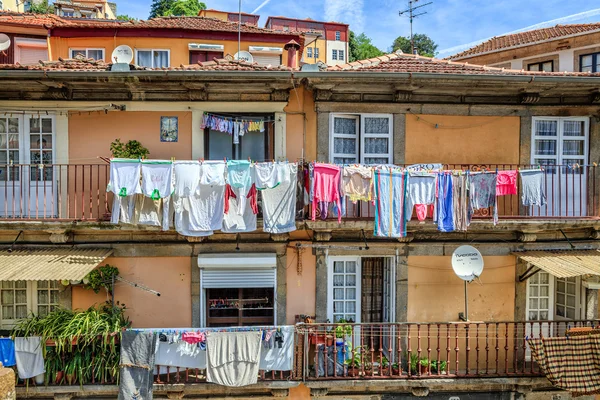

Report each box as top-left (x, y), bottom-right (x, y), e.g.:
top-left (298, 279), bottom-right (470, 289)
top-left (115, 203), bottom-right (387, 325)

top-left (436, 173), bottom-right (454, 232)
top-left (519, 169), bottom-right (547, 207)
top-left (0, 338), bottom-right (15, 367)
top-left (374, 169), bottom-right (407, 238)
top-left (227, 160), bottom-right (252, 189)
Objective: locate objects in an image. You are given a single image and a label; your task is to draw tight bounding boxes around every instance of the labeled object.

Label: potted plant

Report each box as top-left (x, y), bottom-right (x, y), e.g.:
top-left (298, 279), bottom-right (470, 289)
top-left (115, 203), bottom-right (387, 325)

top-left (334, 319), bottom-right (353, 346)
top-left (64, 359), bottom-right (76, 385)
top-left (344, 347), bottom-right (363, 377)
top-left (409, 354), bottom-right (430, 375)
top-left (391, 362), bottom-right (401, 375)
top-left (430, 359), bottom-right (447, 375)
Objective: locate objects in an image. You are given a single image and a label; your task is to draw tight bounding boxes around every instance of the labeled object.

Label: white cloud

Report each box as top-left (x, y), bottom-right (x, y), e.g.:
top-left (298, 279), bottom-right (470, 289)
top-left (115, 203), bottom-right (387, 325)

top-left (324, 0), bottom-right (364, 32)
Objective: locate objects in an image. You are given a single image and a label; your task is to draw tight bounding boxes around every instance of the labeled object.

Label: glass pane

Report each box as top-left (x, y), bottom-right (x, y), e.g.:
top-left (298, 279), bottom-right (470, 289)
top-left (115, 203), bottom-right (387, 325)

top-left (345, 288), bottom-right (356, 300)
top-left (346, 262), bottom-right (356, 273)
top-left (0, 151), bottom-right (5, 167)
top-left (530, 286), bottom-right (538, 297)
top-left (2, 306), bottom-right (13, 319)
top-left (71, 49), bottom-right (86, 58)
top-left (29, 118), bottom-right (40, 133)
top-left (15, 289), bottom-right (26, 303)
top-left (534, 140), bottom-right (556, 155)
top-left (0, 134), bottom-right (5, 149)
top-left (566, 295), bottom-right (575, 307)
top-left (540, 311), bottom-right (548, 320)
top-left (556, 305), bottom-right (565, 317)
top-left (581, 55), bottom-right (593, 69)
top-left (345, 275), bottom-right (356, 287)
top-left (566, 308), bottom-right (575, 319)
top-left (1, 282), bottom-right (13, 289)
top-left (528, 311), bottom-right (538, 320)
top-left (333, 117), bottom-right (356, 135)
top-left (16, 305), bottom-right (27, 319)
top-left (542, 62), bottom-right (553, 72)
top-left (153, 51), bottom-right (169, 68)
top-left (563, 140), bottom-right (584, 156)
top-left (534, 120), bottom-right (557, 136)
top-left (528, 63), bottom-right (540, 71)
top-left (0, 119), bottom-right (5, 133)
top-left (50, 290), bottom-right (58, 304)
top-left (556, 293), bottom-right (565, 305)
top-left (37, 280), bottom-right (48, 289)
top-left (7, 119), bottom-right (18, 134)
top-left (207, 129), bottom-right (232, 160)
top-left (333, 275), bottom-right (344, 287)
top-left (240, 130), bottom-right (265, 161)
top-left (8, 134), bottom-right (18, 149)
top-left (566, 282), bottom-right (576, 294)
top-left (87, 50), bottom-right (103, 61)
top-left (333, 157), bottom-right (357, 164)
top-left (364, 138), bottom-right (389, 154)
top-left (49, 281), bottom-right (59, 289)
top-left (333, 314), bottom-right (344, 322)
top-left (30, 150), bottom-right (40, 163)
top-left (345, 301), bottom-right (356, 313)
top-left (38, 305), bottom-right (48, 317)
top-left (539, 298), bottom-right (548, 310)
top-left (30, 135), bottom-right (41, 150)
top-left (364, 157), bottom-right (389, 165)
top-left (563, 120), bottom-right (584, 137)
top-left (333, 261), bottom-right (344, 273)
top-left (530, 298), bottom-right (538, 309)
top-left (333, 288), bottom-right (344, 300)
top-left (137, 51), bottom-right (152, 68)
top-left (540, 286), bottom-right (549, 296)
top-left (530, 274), bottom-right (538, 284)
top-left (333, 138), bottom-right (356, 154)
top-left (557, 280), bottom-right (565, 293)
top-left (364, 117), bottom-right (389, 134)
top-left (333, 301), bottom-right (344, 313)
top-left (41, 118), bottom-right (52, 134)
top-left (539, 273), bottom-right (549, 284)
top-left (38, 290), bottom-right (48, 304)
top-left (15, 281), bottom-right (26, 289)
top-left (1, 290), bottom-right (13, 304)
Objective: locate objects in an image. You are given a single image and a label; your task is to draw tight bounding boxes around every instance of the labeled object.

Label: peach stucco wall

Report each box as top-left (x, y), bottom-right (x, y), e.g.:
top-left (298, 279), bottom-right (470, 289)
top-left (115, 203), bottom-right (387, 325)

top-left (285, 243), bottom-right (316, 324)
top-left (405, 114), bottom-right (521, 165)
top-left (408, 256), bottom-right (516, 322)
top-left (69, 111), bottom-right (193, 161)
top-left (72, 257), bottom-right (192, 328)
top-left (285, 85), bottom-right (317, 162)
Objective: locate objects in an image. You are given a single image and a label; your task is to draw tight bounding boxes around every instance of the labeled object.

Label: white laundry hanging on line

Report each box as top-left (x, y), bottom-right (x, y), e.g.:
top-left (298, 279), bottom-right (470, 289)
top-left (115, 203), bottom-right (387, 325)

top-left (107, 159), bottom-right (142, 224)
top-left (222, 184), bottom-right (257, 233)
top-left (140, 161), bottom-right (174, 231)
top-left (257, 162), bottom-right (297, 234)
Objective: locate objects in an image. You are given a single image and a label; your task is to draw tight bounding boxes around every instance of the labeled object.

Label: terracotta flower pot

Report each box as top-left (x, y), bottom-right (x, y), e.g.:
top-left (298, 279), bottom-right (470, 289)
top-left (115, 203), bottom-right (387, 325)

top-left (347, 366), bottom-right (359, 377)
top-left (65, 374), bottom-right (76, 385)
top-left (55, 371), bottom-right (64, 385)
top-left (392, 366), bottom-right (400, 375)
top-left (326, 335), bottom-right (334, 346)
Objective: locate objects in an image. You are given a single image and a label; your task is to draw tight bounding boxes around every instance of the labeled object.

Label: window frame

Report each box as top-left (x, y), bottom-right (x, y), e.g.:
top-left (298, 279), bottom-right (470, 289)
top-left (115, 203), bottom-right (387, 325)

top-left (0, 280), bottom-right (61, 329)
top-left (306, 47), bottom-right (312, 58)
top-left (329, 113), bottom-right (394, 165)
top-left (335, 31), bottom-right (341, 41)
top-left (69, 47), bottom-right (105, 61)
top-left (338, 49), bottom-right (344, 61)
top-left (332, 49), bottom-right (338, 60)
top-left (314, 47), bottom-right (319, 58)
top-left (579, 52), bottom-right (600, 73)
top-left (530, 116), bottom-right (589, 168)
top-left (13, 37), bottom-right (48, 64)
top-left (327, 256), bottom-right (361, 324)
top-left (527, 60), bottom-right (553, 72)
top-left (525, 272), bottom-right (584, 323)
top-left (135, 48), bottom-right (171, 68)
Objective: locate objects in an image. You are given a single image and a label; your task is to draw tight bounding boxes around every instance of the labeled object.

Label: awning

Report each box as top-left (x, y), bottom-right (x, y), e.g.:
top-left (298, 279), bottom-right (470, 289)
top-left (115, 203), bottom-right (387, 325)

top-left (0, 248), bottom-right (113, 281)
top-left (514, 250), bottom-right (600, 279)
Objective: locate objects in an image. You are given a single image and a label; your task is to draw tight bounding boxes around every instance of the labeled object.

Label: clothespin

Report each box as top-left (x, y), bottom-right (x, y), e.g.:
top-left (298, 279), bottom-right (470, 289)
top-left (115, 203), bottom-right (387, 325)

top-left (170, 157), bottom-right (175, 162)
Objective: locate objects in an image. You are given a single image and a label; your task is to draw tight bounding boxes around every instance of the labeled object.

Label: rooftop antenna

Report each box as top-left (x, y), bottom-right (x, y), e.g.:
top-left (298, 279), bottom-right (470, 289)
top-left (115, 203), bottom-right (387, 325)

top-left (399, 0), bottom-right (433, 55)
top-left (238, 0), bottom-right (242, 60)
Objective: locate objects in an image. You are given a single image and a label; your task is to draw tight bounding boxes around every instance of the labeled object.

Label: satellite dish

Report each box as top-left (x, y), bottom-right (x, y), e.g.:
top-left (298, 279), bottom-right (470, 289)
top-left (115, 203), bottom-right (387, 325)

top-left (451, 245), bottom-right (484, 282)
top-left (0, 34), bottom-right (11, 52)
top-left (111, 45), bottom-right (134, 64)
top-left (234, 51), bottom-right (254, 63)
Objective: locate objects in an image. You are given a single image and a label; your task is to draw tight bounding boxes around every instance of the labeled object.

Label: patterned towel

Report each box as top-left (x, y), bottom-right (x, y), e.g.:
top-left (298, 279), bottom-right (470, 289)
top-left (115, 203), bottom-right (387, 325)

top-left (528, 336), bottom-right (600, 397)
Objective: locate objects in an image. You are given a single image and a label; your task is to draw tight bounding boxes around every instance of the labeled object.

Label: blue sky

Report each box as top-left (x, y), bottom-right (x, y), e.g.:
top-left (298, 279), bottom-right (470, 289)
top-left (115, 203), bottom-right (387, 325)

top-left (118, 1), bottom-right (600, 57)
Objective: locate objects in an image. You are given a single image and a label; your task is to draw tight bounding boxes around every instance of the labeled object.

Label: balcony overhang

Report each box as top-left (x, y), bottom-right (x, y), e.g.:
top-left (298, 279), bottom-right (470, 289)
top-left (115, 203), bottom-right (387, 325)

top-left (514, 249), bottom-right (600, 280)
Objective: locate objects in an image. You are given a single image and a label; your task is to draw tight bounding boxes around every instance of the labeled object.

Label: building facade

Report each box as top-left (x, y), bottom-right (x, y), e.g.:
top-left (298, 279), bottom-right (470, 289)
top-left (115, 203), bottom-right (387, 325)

top-left (448, 23), bottom-right (600, 73)
top-left (53, 0), bottom-right (117, 19)
top-left (0, 50), bottom-right (599, 399)
top-left (265, 16), bottom-right (348, 66)
top-left (198, 8), bottom-right (260, 26)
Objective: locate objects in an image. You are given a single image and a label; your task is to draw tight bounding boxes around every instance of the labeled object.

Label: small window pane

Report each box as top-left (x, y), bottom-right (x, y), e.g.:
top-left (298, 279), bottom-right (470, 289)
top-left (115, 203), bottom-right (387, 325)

top-left (15, 289), bottom-right (26, 303)
top-left (534, 140), bottom-right (556, 155)
top-left (15, 305), bottom-right (27, 319)
top-left (38, 290), bottom-right (48, 304)
top-left (2, 306), bottom-right (13, 319)
top-left (153, 50), bottom-right (169, 68)
top-left (29, 118), bottom-right (40, 133)
top-left (530, 286), bottom-right (538, 296)
top-left (38, 305), bottom-right (48, 317)
top-left (334, 118), bottom-right (357, 135)
top-left (345, 275), bottom-right (356, 287)
top-left (364, 157), bottom-right (389, 165)
top-left (333, 275), bottom-right (344, 287)
top-left (239, 130), bottom-right (265, 162)
top-left (539, 273), bottom-right (549, 284)
top-left (557, 280), bottom-right (565, 292)
top-left (581, 55), bottom-right (593, 70)
top-left (346, 261), bottom-right (356, 273)
top-left (8, 134), bottom-right (18, 149)
top-left (534, 120), bottom-right (557, 136)
top-left (87, 50), bottom-right (103, 61)
top-left (333, 261), bottom-right (344, 273)
top-left (345, 288), bottom-right (356, 299)
top-left (15, 281), bottom-right (26, 289)
top-left (539, 298), bottom-right (548, 310)
top-left (70, 49), bottom-right (86, 58)
top-left (540, 311), bottom-right (548, 320)
top-left (2, 282), bottom-right (13, 289)
top-left (540, 286), bottom-right (548, 296)
top-left (365, 138), bottom-right (389, 154)
top-left (137, 51), bottom-right (152, 68)
top-left (0, 134), bottom-right (5, 149)
top-left (556, 293), bottom-right (565, 305)
top-left (334, 138), bottom-right (356, 154)
top-left (528, 64), bottom-right (540, 71)
top-left (333, 288), bottom-right (344, 299)
top-left (530, 298), bottom-right (538, 309)
top-left (563, 121), bottom-right (584, 137)
top-left (41, 118), bottom-right (52, 133)
top-left (50, 290), bottom-right (59, 304)
top-left (528, 311), bottom-right (538, 320)
top-left (563, 140), bottom-right (584, 156)
top-left (1, 290), bottom-right (13, 304)
top-left (8, 119), bottom-right (18, 133)
top-left (556, 305), bottom-right (565, 317)
top-left (364, 117), bottom-right (389, 134)
top-left (333, 301), bottom-right (344, 313)
top-left (345, 301), bottom-right (355, 313)
top-left (566, 295), bottom-right (575, 307)
top-left (0, 119), bottom-right (5, 133)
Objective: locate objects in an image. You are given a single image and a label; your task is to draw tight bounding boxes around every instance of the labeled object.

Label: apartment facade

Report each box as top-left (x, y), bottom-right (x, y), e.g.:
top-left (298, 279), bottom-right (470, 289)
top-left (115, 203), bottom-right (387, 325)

top-left (448, 23), bottom-right (600, 73)
top-left (265, 16), bottom-right (348, 66)
top-left (198, 8), bottom-right (260, 25)
top-left (0, 51), bottom-right (599, 398)
top-left (53, 0), bottom-right (117, 19)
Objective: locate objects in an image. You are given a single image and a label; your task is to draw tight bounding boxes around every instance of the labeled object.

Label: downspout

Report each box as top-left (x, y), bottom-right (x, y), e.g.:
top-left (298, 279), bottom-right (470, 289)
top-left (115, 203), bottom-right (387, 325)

top-left (46, 28), bottom-right (52, 61)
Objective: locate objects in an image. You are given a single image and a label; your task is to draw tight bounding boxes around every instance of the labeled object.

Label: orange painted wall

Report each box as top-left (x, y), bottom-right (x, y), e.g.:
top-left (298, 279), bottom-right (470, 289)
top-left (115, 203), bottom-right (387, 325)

top-left (286, 243), bottom-right (316, 324)
top-left (408, 256), bottom-right (516, 322)
top-left (405, 114), bottom-right (521, 165)
top-left (69, 111), bottom-right (192, 161)
top-left (72, 257), bottom-right (192, 328)
top-left (285, 85), bottom-right (317, 161)
top-left (49, 37), bottom-right (298, 66)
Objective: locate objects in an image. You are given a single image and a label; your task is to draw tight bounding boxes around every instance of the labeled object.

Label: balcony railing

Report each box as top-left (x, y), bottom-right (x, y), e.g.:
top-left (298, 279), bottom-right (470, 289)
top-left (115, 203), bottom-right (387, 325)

top-left (0, 163), bottom-right (597, 222)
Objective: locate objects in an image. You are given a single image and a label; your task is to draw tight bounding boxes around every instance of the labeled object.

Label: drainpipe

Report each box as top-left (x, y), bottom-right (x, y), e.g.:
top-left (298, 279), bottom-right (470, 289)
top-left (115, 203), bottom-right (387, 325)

top-left (284, 39), bottom-right (301, 69)
top-left (46, 28), bottom-right (52, 61)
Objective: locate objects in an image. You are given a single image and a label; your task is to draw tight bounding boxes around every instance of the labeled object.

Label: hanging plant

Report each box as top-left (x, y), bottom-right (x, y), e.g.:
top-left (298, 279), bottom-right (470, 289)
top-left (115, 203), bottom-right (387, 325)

top-left (85, 265), bottom-right (119, 294)
top-left (109, 139), bottom-right (149, 159)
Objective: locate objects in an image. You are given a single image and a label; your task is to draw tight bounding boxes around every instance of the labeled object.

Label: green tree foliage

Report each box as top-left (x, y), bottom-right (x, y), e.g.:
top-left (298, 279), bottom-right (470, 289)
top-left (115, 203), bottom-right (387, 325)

top-left (349, 30), bottom-right (384, 62)
top-left (116, 14), bottom-right (137, 21)
top-left (166, 0), bottom-right (207, 16)
top-left (149, 0), bottom-right (176, 18)
top-left (29, 0), bottom-right (54, 14)
top-left (391, 33), bottom-right (438, 57)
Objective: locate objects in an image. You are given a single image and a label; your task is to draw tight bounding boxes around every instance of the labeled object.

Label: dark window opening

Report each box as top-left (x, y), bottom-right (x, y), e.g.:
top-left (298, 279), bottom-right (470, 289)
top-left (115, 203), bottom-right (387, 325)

top-left (527, 60), bottom-right (553, 72)
top-left (190, 50), bottom-right (224, 64)
top-left (206, 288), bottom-right (274, 327)
top-left (580, 52), bottom-right (600, 73)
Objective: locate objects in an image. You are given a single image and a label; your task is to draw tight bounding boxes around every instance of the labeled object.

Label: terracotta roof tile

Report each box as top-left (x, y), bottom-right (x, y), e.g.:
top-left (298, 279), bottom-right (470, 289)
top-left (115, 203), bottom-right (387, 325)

top-left (449, 23), bottom-right (600, 59)
top-left (329, 51), bottom-right (600, 77)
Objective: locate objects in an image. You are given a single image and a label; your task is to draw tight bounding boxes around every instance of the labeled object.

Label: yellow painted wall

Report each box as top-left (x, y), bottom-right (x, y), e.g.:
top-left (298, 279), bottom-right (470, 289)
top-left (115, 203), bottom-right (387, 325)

top-left (50, 37), bottom-right (299, 66)
top-left (286, 244), bottom-right (316, 324)
top-left (303, 38), bottom-right (327, 64)
top-left (199, 10), bottom-right (229, 21)
top-left (72, 257), bottom-right (192, 328)
top-left (408, 256), bottom-right (516, 322)
top-left (405, 114), bottom-right (521, 165)
top-left (285, 85), bottom-right (317, 161)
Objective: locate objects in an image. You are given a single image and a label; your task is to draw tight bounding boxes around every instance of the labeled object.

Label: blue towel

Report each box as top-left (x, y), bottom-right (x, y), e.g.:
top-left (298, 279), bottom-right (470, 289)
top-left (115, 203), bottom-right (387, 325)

top-left (0, 338), bottom-right (16, 367)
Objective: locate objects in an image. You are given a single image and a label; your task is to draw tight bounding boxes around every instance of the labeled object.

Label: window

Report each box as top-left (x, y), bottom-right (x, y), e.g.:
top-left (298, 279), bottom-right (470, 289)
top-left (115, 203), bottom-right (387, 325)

top-left (338, 50), bottom-right (344, 61)
top-left (314, 47), bottom-right (319, 58)
top-left (136, 49), bottom-right (170, 68)
top-left (0, 116), bottom-right (20, 181)
top-left (69, 48), bottom-right (104, 61)
top-left (531, 117), bottom-right (588, 171)
top-left (329, 257), bottom-right (360, 323)
top-left (580, 52), bottom-right (600, 73)
top-left (189, 51), bottom-right (223, 64)
top-left (307, 47), bottom-right (312, 58)
top-left (28, 116), bottom-right (54, 181)
top-left (283, 25), bottom-right (289, 32)
top-left (330, 114), bottom-right (393, 164)
top-left (332, 49), bottom-right (338, 60)
top-left (1, 281), bottom-right (60, 328)
top-left (528, 60), bottom-right (553, 72)
top-left (526, 272), bottom-right (582, 322)
top-left (14, 38), bottom-right (48, 65)
top-left (335, 31), bottom-right (341, 41)
top-left (205, 114), bottom-right (273, 161)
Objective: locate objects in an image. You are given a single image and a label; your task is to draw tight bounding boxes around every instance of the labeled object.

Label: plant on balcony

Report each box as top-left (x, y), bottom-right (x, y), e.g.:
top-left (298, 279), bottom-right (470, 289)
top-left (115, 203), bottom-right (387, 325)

top-left (334, 319), bottom-right (353, 345)
top-left (409, 353), bottom-right (430, 375)
top-left (110, 139), bottom-right (150, 159)
top-left (430, 359), bottom-right (447, 374)
top-left (84, 264), bottom-right (119, 295)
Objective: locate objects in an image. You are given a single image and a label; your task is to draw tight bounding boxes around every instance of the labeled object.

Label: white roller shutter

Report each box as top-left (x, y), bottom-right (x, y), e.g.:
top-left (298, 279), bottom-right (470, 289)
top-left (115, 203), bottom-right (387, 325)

top-left (252, 54), bottom-right (281, 66)
top-left (198, 253), bottom-right (277, 288)
top-left (18, 47), bottom-right (48, 65)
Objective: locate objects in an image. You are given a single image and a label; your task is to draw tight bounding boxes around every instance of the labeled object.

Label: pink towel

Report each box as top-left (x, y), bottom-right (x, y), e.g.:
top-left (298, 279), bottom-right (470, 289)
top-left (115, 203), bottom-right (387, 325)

top-left (312, 163), bottom-right (342, 223)
top-left (496, 170), bottom-right (517, 196)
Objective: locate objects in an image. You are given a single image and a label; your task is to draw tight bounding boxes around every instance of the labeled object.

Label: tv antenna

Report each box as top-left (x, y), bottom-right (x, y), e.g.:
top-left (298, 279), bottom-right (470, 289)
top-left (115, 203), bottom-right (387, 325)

top-left (451, 245), bottom-right (484, 322)
top-left (399, 0), bottom-right (433, 55)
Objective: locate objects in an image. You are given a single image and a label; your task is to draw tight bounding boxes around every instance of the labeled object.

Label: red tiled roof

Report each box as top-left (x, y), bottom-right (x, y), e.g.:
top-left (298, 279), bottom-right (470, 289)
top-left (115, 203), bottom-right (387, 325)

top-left (0, 56), bottom-right (293, 72)
top-left (328, 51), bottom-right (600, 76)
top-left (449, 23), bottom-right (600, 60)
top-left (0, 12), bottom-right (298, 36)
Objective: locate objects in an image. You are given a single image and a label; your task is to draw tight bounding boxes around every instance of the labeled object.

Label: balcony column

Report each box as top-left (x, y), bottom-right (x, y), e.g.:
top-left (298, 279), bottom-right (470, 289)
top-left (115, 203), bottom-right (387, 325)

top-left (55, 113), bottom-right (69, 219)
top-left (395, 249), bottom-right (408, 324)
top-left (315, 249), bottom-right (328, 322)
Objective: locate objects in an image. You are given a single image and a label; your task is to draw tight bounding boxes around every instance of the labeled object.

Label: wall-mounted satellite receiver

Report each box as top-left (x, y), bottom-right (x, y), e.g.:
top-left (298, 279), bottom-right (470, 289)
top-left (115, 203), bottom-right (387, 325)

top-left (451, 245), bottom-right (484, 321)
top-left (0, 34), bottom-right (11, 52)
top-left (234, 51), bottom-right (254, 63)
top-left (111, 45), bottom-right (133, 72)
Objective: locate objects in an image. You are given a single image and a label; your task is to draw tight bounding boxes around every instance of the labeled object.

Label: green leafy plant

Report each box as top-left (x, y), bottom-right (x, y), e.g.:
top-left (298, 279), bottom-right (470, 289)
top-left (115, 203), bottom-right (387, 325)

top-left (409, 353), bottom-right (430, 375)
top-left (334, 318), bottom-right (353, 339)
top-left (430, 359), bottom-right (447, 374)
top-left (344, 346), bottom-right (364, 369)
top-left (85, 265), bottom-right (119, 294)
top-left (110, 139), bottom-right (149, 159)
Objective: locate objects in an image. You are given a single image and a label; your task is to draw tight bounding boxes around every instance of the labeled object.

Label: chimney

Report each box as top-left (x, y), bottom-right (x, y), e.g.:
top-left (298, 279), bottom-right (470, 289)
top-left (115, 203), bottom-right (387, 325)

top-left (284, 40), bottom-right (301, 68)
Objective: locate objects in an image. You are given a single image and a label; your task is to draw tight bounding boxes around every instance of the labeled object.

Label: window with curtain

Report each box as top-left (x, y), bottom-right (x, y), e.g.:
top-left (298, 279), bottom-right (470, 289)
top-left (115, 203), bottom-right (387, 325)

top-left (527, 60), bottom-right (553, 72)
top-left (70, 48), bottom-right (104, 61)
top-left (0, 116), bottom-right (20, 181)
top-left (330, 114), bottom-right (393, 164)
top-left (136, 49), bottom-right (170, 68)
top-left (1, 280), bottom-right (60, 328)
top-left (28, 116), bottom-right (54, 181)
top-left (531, 117), bottom-right (588, 173)
top-left (580, 52), bottom-right (600, 73)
